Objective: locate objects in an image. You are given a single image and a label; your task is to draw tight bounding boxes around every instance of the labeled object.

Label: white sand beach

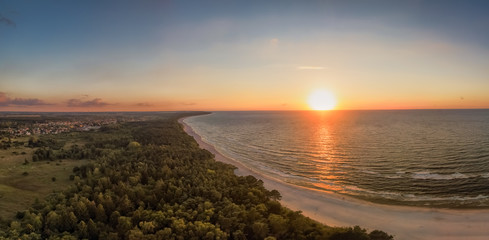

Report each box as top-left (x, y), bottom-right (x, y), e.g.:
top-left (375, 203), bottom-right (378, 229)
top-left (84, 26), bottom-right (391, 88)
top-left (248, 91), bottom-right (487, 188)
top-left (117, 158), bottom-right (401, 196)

top-left (179, 118), bottom-right (489, 240)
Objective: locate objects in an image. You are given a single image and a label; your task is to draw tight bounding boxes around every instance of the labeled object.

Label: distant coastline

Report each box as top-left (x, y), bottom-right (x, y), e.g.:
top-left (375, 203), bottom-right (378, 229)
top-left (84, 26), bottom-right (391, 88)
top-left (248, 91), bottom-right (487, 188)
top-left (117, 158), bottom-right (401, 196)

top-left (180, 114), bottom-right (489, 240)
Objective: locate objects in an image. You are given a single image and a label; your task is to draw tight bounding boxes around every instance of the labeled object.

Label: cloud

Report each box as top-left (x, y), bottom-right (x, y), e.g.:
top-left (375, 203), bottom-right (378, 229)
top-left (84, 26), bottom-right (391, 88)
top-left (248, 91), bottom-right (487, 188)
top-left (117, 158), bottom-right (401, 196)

top-left (0, 92), bottom-right (50, 106)
top-left (66, 98), bottom-right (111, 107)
top-left (135, 101), bottom-right (196, 108)
top-left (0, 92), bottom-right (7, 103)
top-left (0, 14), bottom-right (15, 27)
top-left (269, 38), bottom-right (279, 46)
top-left (297, 66), bottom-right (325, 70)
top-left (136, 102), bottom-right (153, 107)
top-left (180, 102), bottom-right (196, 106)
top-left (9, 98), bottom-right (47, 106)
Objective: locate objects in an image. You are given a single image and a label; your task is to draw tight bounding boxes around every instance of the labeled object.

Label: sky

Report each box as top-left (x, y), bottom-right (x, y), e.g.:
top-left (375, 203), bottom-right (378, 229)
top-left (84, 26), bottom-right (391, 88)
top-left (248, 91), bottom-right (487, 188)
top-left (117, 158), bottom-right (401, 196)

top-left (1, 0), bottom-right (488, 111)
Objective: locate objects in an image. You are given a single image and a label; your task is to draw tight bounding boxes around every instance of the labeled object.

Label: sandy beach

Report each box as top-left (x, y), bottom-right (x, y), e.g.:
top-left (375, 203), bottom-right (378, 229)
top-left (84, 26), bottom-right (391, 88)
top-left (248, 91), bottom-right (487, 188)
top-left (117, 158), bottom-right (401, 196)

top-left (179, 117), bottom-right (489, 240)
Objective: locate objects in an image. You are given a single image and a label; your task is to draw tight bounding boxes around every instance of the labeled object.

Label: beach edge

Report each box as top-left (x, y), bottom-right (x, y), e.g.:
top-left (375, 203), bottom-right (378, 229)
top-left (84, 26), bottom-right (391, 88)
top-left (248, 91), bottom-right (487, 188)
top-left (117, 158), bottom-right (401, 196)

top-left (179, 115), bottom-right (489, 240)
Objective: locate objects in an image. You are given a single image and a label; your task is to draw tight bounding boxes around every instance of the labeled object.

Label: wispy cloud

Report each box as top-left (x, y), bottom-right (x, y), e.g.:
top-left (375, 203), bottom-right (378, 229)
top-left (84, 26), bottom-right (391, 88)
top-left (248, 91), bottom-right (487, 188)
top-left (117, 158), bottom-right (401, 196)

top-left (135, 102), bottom-right (153, 107)
top-left (66, 98), bottom-right (111, 107)
top-left (297, 66), bottom-right (325, 70)
top-left (0, 93), bottom-right (7, 103)
top-left (0, 92), bottom-right (50, 106)
top-left (269, 38), bottom-right (279, 46)
top-left (9, 98), bottom-right (47, 106)
top-left (0, 14), bottom-right (15, 27)
top-left (180, 102), bottom-right (196, 106)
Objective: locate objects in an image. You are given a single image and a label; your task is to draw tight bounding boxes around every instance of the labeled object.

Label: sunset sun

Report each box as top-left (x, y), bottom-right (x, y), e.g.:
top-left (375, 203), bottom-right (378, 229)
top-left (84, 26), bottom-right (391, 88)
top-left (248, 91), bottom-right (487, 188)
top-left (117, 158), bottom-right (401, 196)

top-left (308, 89), bottom-right (337, 110)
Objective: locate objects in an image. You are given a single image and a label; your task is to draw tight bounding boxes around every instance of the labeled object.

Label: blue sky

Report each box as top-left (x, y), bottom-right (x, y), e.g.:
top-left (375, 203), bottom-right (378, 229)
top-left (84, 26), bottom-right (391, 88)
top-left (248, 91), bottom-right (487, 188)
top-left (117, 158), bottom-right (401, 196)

top-left (1, 0), bottom-right (488, 111)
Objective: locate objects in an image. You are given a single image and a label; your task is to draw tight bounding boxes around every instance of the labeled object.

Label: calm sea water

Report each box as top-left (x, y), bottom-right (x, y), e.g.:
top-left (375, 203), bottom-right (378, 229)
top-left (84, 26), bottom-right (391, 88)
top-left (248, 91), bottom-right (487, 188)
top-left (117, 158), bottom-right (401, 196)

top-left (184, 110), bottom-right (489, 208)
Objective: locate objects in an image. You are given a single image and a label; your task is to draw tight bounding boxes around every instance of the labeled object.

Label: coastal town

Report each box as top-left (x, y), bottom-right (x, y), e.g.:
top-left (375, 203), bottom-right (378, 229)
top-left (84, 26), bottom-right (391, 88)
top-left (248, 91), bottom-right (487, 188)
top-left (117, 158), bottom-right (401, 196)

top-left (0, 118), bottom-right (117, 137)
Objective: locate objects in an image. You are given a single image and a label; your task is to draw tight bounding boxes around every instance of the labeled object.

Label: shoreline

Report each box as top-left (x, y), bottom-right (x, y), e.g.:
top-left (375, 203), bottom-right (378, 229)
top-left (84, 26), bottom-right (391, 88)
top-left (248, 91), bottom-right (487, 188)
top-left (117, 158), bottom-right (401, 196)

top-left (179, 116), bottom-right (489, 240)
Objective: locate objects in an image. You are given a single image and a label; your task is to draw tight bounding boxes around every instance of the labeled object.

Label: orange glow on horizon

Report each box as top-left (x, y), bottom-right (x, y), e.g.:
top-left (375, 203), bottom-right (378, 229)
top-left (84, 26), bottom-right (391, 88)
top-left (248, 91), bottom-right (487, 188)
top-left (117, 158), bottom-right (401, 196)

top-left (1, 90), bottom-right (488, 112)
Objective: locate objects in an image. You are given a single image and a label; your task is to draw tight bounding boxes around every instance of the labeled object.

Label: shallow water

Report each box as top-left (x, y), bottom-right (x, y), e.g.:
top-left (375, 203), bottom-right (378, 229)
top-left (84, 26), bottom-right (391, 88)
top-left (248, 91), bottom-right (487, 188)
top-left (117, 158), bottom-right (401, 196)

top-left (185, 110), bottom-right (489, 208)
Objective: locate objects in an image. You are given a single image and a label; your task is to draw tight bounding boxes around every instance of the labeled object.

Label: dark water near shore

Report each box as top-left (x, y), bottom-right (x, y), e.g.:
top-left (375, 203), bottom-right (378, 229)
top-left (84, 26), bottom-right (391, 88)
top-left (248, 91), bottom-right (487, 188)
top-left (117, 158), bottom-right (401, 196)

top-left (184, 110), bottom-right (489, 208)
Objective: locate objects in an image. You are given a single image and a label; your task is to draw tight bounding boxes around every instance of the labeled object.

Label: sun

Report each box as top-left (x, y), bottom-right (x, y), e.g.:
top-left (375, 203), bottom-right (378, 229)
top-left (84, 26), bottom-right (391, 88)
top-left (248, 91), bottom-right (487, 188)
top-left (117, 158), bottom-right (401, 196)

top-left (308, 89), bottom-right (337, 110)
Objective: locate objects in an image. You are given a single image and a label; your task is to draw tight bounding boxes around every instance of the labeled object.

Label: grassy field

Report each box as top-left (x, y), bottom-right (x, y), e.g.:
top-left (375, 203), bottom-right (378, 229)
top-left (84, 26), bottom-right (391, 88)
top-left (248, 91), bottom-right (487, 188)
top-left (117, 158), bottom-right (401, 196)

top-left (0, 136), bottom-right (89, 219)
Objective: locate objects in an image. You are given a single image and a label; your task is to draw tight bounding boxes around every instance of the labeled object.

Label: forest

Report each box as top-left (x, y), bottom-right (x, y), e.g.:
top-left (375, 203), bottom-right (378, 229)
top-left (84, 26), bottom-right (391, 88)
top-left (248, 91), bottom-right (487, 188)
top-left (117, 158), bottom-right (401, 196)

top-left (0, 112), bottom-right (393, 240)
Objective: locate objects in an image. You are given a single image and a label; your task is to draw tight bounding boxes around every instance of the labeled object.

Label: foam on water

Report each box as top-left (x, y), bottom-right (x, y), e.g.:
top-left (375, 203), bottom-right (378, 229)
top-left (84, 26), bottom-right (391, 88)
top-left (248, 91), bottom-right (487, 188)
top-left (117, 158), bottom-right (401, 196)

top-left (411, 172), bottom-right (470, 180)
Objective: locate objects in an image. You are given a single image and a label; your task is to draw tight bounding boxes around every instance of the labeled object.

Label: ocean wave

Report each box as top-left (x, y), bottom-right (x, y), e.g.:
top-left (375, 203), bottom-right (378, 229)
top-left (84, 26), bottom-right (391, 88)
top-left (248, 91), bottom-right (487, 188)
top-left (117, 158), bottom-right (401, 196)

top-left (447, 194), bottom-right (489, 201)
top-left (345, 186), bottom-right (489, 202)
top-left (382, 171), bottom-right (407, 179)
top-left (392, 193), bottom-right (489, 202)
top-left (248, 160), bottom-right (320, 183)
top-left (481, 173), bottom-right (489, 178)
top-left (385, 175), bottom-right (403, 179)
top-left (411, 172), bottom-right (469, 180)
top-left (344, 186), bottom-right (421, 201)
top-left (360, 169), bottom-right (378, 175)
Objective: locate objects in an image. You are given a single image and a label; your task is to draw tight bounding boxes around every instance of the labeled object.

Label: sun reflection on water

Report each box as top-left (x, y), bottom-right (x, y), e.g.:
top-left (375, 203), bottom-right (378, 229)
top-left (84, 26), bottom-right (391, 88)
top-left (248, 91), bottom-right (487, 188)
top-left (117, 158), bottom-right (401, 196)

top-left (308, 111), bottom-right (343, 184)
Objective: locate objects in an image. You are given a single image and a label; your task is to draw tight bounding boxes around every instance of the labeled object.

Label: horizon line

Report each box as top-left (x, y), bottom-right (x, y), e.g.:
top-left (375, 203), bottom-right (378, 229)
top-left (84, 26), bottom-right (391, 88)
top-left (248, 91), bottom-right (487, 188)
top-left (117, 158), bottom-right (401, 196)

top-left (1, 108), bottom-right (489, 114)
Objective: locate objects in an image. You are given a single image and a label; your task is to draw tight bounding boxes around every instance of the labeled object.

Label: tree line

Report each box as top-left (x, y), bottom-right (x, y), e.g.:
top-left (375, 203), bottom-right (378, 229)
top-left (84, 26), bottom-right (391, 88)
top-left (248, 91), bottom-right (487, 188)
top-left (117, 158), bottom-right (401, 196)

top-left (0, 113), bottom-right (393, 240)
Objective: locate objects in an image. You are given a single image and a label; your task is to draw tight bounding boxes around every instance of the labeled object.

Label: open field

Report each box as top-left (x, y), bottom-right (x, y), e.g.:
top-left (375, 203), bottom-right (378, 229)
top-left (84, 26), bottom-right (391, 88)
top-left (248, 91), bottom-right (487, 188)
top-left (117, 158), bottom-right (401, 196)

top-left (0, 136), bottom-right (89, 219)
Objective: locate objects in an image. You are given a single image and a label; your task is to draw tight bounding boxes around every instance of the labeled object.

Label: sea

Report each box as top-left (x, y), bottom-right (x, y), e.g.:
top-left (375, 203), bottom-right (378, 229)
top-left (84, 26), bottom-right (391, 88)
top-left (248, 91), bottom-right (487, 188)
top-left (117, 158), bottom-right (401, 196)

top-left (184, 110), bottom-right (489, 208)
